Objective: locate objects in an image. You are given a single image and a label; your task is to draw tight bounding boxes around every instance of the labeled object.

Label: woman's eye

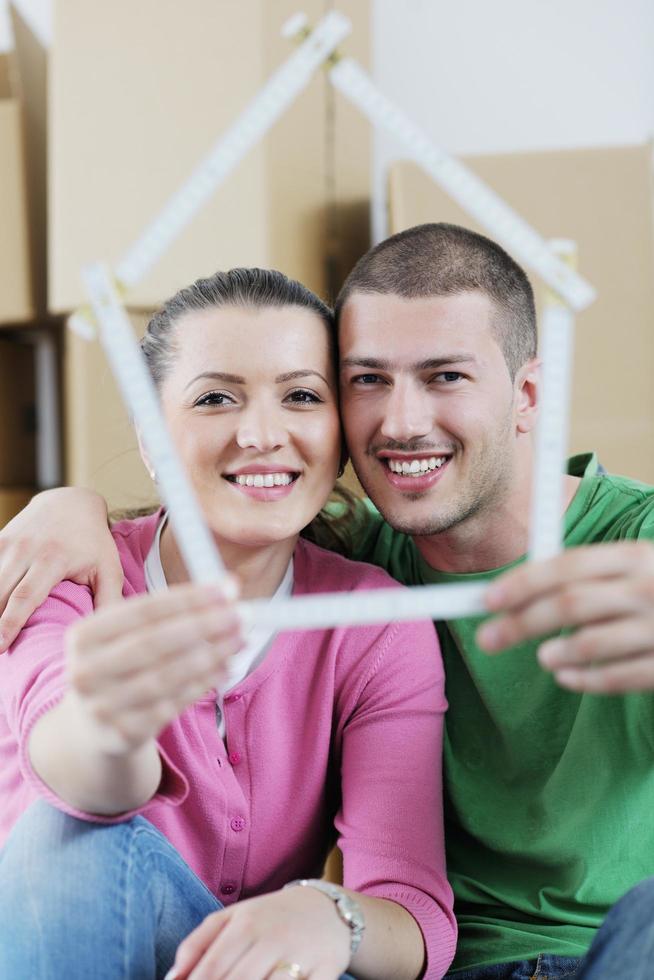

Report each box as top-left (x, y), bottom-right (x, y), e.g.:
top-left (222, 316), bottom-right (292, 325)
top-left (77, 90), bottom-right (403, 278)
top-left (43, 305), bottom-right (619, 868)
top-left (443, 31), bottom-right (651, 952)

top-left (194, 391), bottom-right (234, 407)
top-left (286, 389), bottom-right (322, 405)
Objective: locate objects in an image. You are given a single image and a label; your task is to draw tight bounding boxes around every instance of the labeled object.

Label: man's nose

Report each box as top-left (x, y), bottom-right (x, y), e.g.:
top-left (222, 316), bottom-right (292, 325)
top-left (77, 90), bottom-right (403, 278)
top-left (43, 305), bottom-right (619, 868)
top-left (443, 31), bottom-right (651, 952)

top-left (235, 404), bottom-right (288, 452)
top-left (379, 382), bottom-right (433, 443)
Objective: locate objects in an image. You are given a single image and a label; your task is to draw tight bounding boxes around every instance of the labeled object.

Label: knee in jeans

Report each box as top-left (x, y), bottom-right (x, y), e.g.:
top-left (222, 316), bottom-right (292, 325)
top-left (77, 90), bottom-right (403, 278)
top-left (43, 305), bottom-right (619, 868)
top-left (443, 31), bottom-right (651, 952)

top-left (3, 799), bottom-right (76, 852)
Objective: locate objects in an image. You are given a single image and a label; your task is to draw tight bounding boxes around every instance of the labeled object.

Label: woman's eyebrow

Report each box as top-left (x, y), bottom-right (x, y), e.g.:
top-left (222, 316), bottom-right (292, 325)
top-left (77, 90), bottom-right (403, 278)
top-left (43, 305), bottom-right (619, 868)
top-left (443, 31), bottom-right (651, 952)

top-left (184, 371), bottom-right (245, 390)
top-left (184, 369), bottom-right (330, 391)
top-left (275, 369), bottom-right (330, 385)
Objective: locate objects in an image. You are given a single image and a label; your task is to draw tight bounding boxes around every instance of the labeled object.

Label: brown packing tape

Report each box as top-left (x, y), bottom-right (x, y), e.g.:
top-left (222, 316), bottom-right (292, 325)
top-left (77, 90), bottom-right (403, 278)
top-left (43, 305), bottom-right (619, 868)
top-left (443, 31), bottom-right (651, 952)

top-left (389, 146), bottom-right (654, 484)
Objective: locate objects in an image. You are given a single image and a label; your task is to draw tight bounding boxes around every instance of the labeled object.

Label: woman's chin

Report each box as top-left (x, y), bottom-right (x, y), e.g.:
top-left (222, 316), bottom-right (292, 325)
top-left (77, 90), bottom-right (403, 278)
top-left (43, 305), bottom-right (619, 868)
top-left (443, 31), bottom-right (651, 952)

top-left (209, 521), bottom-right (302, 553)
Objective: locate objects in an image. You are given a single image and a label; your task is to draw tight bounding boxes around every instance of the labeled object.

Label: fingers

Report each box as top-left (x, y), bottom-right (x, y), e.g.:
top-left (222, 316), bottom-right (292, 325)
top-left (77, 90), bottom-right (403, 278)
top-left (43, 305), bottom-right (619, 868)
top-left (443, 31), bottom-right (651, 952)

top-left (68, 598), bottom-right (242, 691)
top-left (65, 579), bottom-right (244, 750)
top-left (485, 541), bottom-right (654, 612)
top-left (89, 559), bottom-right (125, 609)
top-left (72, 579), bottom-right (238, 648)
top-left (170, 910), bottom-right (230, 978)
top-left (553, 654), bottom-right (654, 694)
top-left (538, 618), bottom-right (654, 669)
top-left (0, 561), bottom-right (66, 651)
top-left (477, 580), bottom-right (646, 652)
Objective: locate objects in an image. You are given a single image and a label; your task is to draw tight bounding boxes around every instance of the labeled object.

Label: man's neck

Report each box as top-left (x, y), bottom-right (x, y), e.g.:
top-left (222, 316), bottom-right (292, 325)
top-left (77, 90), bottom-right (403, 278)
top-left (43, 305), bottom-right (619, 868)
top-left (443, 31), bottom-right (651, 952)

top-left (413, 473), bottom-right (581, 575)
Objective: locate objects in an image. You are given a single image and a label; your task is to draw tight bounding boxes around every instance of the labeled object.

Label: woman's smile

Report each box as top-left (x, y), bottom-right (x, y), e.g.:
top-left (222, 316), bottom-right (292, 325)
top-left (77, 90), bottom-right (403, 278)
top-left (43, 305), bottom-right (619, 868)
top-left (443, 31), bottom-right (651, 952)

top-left (159, 303), bottom-right (341, 551)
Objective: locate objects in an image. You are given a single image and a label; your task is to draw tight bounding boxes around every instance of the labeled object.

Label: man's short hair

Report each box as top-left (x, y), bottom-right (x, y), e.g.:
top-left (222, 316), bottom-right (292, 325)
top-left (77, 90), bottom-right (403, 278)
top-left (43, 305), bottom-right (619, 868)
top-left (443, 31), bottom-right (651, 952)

top-left (335, 223), bottom-right (537, 378)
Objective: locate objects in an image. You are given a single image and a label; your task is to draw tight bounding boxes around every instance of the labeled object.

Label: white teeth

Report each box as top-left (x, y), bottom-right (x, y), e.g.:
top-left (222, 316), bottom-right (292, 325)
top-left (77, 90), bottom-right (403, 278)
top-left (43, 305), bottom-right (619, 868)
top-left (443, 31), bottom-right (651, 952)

top-left (233, 472), bottom-right (294, 487)
top-left (386, 457), bottom-right (448, 476)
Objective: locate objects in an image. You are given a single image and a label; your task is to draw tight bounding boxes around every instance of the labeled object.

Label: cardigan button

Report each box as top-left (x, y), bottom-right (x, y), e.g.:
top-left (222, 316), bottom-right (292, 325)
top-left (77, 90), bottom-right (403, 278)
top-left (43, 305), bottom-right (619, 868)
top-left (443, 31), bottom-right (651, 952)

top-left (230, 816), bottom-right (246, 832)
top-left (221, 882), bottom-right (236, 895)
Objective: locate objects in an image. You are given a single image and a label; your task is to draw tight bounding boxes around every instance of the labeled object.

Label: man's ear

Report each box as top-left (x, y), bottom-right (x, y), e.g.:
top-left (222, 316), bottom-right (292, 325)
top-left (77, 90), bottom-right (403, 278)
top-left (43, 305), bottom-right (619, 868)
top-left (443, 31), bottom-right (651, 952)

top-left (136, 428), bottom-right (156, 482)
top-left (514, 357), bottom-right (540, 434)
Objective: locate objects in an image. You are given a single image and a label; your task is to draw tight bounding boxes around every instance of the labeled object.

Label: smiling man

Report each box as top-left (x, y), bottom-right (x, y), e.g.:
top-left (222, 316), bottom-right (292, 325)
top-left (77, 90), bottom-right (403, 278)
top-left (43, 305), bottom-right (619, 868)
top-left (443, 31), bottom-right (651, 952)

top-left (334, 223), bottom-right (654, 979)
top-left (2, 223), bottom-right (654, 979)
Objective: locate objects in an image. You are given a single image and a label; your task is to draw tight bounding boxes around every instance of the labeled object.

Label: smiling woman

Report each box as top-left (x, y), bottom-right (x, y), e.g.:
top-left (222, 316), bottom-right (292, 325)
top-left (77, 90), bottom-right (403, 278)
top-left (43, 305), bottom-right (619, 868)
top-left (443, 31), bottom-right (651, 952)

top-left (0, 268), bottom-right (456, 980)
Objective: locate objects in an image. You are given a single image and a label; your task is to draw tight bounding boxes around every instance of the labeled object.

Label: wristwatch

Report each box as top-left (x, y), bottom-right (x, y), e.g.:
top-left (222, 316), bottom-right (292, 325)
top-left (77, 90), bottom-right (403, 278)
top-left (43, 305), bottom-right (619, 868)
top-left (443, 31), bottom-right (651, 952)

top-left (284, 878), bottom-right (365, 958)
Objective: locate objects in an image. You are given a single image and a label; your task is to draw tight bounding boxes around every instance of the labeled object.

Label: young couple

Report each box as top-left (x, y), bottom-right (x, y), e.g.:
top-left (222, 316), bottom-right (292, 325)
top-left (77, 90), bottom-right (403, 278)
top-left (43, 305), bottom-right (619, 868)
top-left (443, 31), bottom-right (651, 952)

top-left (1, 223), bottom-right (654, 980)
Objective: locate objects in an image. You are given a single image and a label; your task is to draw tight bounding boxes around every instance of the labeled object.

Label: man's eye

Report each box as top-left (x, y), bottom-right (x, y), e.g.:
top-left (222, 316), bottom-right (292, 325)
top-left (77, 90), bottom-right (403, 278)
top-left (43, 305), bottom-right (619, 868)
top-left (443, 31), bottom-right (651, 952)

top-left (353, 374), bottom-right (382, 385)
top-left (435, 372), bottom-right (464, 383)
top-left (195, 391), bottom-right (234, 407)
top-left (286, 389), bottom-right (322, 405)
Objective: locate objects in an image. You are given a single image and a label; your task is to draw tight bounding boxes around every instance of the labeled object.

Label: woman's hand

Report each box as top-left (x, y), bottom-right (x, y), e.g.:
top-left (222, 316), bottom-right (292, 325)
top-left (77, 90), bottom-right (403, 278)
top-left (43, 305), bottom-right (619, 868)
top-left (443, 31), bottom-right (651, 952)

top-left (65, 580), bottom-right (243, 754)
top-left (0, 487), bottom-right (122, 651)
top-left (167, 886), bottom-right (351, 980)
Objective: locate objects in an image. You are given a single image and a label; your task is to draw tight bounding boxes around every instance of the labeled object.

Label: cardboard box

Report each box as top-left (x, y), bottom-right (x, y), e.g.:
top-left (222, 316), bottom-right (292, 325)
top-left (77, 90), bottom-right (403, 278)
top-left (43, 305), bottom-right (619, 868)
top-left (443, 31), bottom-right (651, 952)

top-left (0, 488), bottom-right (34, 528)
top-left (0, 51), bottom-right (34, 324)
top-left (0, 336), bottom-right (36, 485)
top-left (64, 313), bottom-right (157, 511)
top-left (58, 1), bottom-right (371, 509)
top-left (389, 146), bottom-right (654, 484)
top-left (49, 0), bottom-right (370, 312)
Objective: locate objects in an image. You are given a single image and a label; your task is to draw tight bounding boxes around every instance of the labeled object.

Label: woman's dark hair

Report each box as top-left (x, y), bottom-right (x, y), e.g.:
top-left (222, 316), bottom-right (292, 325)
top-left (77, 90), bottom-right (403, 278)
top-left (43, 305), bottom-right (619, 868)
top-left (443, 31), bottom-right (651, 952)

top-left (116, 268), bottom-right (358, 555)
top-left (142, 267), bottom-right (336, 386)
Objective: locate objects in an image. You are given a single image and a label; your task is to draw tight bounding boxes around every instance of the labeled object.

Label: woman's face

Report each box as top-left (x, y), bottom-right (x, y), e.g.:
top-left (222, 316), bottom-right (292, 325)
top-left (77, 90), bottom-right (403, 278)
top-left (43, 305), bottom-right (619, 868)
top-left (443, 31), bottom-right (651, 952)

top-left (158, 303), bottom-right (342, 550)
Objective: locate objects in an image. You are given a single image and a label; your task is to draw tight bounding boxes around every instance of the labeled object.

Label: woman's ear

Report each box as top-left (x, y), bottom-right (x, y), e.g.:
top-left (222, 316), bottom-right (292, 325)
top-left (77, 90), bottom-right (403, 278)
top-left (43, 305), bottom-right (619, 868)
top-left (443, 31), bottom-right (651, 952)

top-left (514, 357), bottom-right (540, 435)
top-left (136, 428), bottom-right (156, 482)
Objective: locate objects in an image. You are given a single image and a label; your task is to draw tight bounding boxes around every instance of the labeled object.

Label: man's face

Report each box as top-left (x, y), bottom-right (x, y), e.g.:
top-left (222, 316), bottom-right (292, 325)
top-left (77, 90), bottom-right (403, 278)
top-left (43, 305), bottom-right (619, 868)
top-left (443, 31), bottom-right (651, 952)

top-left (338, 290), bottom-right (527, 537)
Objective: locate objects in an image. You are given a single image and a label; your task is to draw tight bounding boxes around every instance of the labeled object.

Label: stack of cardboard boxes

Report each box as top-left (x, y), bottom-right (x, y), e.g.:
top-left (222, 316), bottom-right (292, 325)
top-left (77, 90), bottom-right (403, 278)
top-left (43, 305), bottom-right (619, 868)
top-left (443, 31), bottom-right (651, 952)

top-left (1, 1), bottom-right (370, 524)
top-left (49, 0), bottom-right (370, 511)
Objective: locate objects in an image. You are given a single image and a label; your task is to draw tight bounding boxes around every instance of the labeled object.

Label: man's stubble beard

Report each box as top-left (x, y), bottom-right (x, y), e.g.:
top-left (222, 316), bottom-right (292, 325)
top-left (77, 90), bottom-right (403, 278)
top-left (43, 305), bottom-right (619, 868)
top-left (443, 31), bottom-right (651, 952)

top-left (353, 411), bottom-right (517, 539)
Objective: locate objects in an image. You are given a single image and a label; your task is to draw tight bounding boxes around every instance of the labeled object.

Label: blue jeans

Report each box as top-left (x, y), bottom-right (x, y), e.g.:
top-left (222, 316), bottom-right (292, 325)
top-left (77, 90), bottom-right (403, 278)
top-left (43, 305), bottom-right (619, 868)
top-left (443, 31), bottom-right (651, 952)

top-left (0, 801), bottom-right (354, 979)
top-left (446, 876), bottom-right (654, 980)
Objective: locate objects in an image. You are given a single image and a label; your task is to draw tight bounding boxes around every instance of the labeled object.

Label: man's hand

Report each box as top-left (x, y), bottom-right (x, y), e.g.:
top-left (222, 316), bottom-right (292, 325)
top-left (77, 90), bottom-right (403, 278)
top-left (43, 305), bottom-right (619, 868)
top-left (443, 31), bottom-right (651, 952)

top-left (0, 487), bottom-right (123, 651)
top-left (477, 541), bottom-right (654, 693)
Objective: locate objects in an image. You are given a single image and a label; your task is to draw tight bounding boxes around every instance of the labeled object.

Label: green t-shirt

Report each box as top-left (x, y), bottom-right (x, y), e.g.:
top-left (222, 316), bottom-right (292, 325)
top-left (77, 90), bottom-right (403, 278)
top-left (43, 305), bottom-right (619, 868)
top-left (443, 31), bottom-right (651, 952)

top-left (345, 453), bottom-right (654, 971)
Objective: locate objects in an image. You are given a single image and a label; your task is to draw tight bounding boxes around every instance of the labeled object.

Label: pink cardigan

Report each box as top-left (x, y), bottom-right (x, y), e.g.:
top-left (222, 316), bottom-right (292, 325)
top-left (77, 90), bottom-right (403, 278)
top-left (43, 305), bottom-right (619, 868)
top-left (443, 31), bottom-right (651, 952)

top-left (0, 514), bottom-right (456, 977)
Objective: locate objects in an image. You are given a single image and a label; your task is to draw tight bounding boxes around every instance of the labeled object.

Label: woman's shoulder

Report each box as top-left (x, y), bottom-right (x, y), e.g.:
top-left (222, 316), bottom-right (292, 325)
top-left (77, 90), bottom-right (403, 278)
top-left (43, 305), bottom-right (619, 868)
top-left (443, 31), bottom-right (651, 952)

top-left (110, 511), bottom-right (162, 576)
top-left (293, 537), bottom-right (404, 596)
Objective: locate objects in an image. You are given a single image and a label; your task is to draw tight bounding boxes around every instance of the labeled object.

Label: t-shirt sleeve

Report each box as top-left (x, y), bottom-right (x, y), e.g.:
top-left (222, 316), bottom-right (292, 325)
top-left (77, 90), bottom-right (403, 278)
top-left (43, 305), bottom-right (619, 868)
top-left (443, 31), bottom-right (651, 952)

top-left (0, 582), bottom-right (187, 823)
top-left (334, 615), bottom-right (457, 979)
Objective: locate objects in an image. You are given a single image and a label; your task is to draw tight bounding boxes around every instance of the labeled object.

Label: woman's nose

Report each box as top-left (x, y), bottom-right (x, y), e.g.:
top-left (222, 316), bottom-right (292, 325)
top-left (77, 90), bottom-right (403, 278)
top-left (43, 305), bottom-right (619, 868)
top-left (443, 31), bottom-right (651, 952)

top-left (235, 405), bottom-right (288, 452)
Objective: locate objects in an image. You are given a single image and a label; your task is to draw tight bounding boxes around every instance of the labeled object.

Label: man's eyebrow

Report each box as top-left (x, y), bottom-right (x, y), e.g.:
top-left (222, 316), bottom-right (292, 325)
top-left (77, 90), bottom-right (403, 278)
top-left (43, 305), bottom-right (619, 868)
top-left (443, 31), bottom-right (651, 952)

top-left (184, 369), bottom-right (330, 391)
top-left (340, 354), bottom-right (479, 371)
